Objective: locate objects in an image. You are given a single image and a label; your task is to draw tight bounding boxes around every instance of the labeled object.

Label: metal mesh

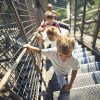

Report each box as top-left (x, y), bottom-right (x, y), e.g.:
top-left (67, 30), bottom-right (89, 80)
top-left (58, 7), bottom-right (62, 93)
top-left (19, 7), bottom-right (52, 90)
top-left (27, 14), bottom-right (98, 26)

top-left (11, 52), bottom-right (40, 100)
top-left (8, 0), bottom-right (45, 40)
top-left (73, 47), bottom-right (87, 53)
top-left (69, 71), bottom-right (100, 88)
top-left (53, 84), bottom-right (100, 100)
top-left (0, 0), bottom-right (47, 99)
top-left (78, 55), bottom-right (95, 64)
top-left (74, 45), bottom-right (82, 49)
top-left (73, 51), bottom-right (92, 58)
top-left (70, 84), bottom-right (100, 100)
top-left (0, 0), bottom-right (24, 78)
top-left (80, 62), bottom-right (97, 73)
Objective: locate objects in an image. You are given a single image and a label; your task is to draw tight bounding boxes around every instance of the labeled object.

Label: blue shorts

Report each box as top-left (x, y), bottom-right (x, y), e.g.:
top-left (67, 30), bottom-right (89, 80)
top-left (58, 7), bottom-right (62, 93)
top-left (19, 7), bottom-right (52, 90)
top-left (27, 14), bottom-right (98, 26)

top-left (56, 73), bottom-right (70, 100)
top-left (56, 73), bottom-right (68, 88)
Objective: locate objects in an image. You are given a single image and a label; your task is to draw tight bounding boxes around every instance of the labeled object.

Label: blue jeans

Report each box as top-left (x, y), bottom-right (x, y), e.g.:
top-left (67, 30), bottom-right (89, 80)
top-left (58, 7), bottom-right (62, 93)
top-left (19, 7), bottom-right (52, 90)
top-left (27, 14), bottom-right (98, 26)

top-left (58, 88), bottom-right (70, 100)
top-left (56, 73), bottom-right (70, 100)
top-left (56, 74), bottom-right (68, 88)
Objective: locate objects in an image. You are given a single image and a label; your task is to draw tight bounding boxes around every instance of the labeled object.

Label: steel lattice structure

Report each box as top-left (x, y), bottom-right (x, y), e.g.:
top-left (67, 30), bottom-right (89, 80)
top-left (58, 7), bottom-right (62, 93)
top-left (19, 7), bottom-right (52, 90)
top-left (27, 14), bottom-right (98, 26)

top-left (0, 0), bottom-right (48, 100)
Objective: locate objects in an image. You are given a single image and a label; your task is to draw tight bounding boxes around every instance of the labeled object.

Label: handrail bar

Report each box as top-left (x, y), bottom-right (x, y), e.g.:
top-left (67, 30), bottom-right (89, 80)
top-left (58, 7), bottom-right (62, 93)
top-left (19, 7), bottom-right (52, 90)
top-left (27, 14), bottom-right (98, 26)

top-left (0, 26), bottom-right (41, 91)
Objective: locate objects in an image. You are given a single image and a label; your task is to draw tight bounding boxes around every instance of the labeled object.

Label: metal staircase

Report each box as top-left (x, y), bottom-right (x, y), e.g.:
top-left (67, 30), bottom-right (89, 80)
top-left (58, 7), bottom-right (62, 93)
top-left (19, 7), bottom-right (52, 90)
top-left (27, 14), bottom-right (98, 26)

top-left (0, 0), bottom-right (100, 100)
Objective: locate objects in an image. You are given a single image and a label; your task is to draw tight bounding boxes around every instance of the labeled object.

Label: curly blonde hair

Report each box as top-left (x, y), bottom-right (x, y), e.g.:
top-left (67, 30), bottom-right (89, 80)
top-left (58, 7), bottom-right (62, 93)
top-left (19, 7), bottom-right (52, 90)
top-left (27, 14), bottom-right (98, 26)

top-left (46, 26), bottom-right (59, 41)
top-left (56, 35), bottom-right (74, 55)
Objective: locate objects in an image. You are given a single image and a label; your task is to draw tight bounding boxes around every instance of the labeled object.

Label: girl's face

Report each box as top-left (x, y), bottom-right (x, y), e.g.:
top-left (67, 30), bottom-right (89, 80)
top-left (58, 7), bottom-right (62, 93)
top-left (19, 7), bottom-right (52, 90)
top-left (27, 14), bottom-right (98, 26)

top-left (57, 51), bottom-right (71, 62)
top-left (46, 18), bottom-right (53, 24)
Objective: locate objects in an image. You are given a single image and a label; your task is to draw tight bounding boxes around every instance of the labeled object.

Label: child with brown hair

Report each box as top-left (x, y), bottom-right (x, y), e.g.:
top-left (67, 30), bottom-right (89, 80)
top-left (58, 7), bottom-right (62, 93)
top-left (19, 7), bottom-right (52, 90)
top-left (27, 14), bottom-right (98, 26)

top-left (40, 11), bottom-right (61, 33)
top-left (23, 35), bottom-right (79, 100)
top-left (37, 26), bottom-right (72, 48)
top-left (44, 3), bottom-right (56, 20)
top-left (44, 26), bottom-right (60, 48)
top-left (35, 26), bottom-right (60, 48)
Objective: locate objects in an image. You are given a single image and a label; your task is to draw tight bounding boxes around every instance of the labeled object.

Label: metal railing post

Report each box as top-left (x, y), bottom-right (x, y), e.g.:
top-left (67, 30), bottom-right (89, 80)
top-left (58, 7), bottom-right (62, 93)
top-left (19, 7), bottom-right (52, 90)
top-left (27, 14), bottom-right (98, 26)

top-left (6, 0), bottom-right (28, 43)
top-left (92, 4), bottom-right (100, 48)
top-left (74, 0), bottom-right (78, 36)
top-left (81, 0), bottom-right (87, 41)
top-left (69, 0), bottom-right (72, 31)
top-left (35, 0), bottom-right (45, 24)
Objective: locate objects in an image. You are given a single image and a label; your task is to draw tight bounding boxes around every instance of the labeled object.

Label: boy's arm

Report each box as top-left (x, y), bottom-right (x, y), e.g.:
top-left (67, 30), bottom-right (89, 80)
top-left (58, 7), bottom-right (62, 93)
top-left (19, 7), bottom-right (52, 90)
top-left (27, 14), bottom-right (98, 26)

top-left (39, 20), bottom-right (46, 32)
top-left (23, 44), bottom-right (41, 53)
top-left (65, 70), bottom-right (77, 92)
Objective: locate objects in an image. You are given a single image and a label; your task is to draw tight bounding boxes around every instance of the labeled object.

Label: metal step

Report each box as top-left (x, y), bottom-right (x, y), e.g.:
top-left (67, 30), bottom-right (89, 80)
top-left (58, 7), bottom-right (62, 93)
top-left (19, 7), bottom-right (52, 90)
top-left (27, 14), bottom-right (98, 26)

top-left (70, 84), bottom-right (100, 100)
top-left (68, 71), bottom-right (100, 88)
top-left (53, 84), bottom-right (100, 100)
top-left (80, 62), bottom-right (100, 73)
top-left (73, 51), bottom-right (92, 58)
top-left (78, 56), bottom-right (95, 64)
top-left (74, 45), bottom-right (82, 49)
top-left (69, 61), bottom-right (100, 75)
top-left (73, 48), bottom-right (87, 53)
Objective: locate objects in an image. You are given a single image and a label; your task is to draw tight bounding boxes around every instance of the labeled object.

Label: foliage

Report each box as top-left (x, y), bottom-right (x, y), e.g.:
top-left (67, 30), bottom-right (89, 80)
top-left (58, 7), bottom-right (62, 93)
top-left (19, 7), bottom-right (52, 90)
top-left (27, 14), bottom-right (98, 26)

top-left (0, 2), bottom-right (10, 13)
top-left (55, 9), bottom-right (67, 21)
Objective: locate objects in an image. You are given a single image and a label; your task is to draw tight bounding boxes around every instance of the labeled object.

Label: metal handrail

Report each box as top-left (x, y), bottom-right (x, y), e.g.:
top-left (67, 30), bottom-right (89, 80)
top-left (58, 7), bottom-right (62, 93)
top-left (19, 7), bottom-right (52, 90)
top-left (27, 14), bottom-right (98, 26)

top-left (0, 32), bottom-right (37, 91)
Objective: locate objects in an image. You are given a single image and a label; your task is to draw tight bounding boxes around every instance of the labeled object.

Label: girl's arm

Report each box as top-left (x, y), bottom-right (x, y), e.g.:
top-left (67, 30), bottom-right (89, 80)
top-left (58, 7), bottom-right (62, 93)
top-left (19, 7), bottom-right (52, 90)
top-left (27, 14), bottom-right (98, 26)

top-left (35, 32), bottom-right (45, 43)
top-left (65, 70), bottom-right (77, 92)
top-left (23, 44), bottom-right (41, 53)
top-left (69, 70), bottom-right (77, 85)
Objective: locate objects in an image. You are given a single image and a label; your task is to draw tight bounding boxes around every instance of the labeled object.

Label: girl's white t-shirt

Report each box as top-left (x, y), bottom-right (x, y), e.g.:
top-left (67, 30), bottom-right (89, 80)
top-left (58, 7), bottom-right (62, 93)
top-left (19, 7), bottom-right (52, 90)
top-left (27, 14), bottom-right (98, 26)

top-left (41, 47), bottom-right (80, 75)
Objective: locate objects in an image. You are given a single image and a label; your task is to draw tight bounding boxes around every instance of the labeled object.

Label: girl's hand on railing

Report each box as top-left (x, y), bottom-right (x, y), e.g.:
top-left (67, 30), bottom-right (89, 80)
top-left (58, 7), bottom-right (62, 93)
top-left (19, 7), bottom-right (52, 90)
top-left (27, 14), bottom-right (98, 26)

top-left (23, 44), bottom-right (41, 53)
top-left (23, 44), bottom-right (30, 49)
top-left (23, 44), bottom-right (31, 53)
top-left (35, 32), bottom-right (45, 43)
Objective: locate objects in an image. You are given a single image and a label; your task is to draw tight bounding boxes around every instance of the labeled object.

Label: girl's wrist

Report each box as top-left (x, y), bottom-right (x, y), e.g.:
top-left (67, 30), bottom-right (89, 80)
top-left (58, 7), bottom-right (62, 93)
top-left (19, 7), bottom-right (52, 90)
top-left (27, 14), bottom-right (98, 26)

top-left (27, 44), bottom-right (31, 49)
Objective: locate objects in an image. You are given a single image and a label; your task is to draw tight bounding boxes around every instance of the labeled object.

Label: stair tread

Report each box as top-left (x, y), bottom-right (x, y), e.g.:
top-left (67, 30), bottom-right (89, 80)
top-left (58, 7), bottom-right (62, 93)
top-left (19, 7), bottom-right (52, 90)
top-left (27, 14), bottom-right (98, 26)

top-left (73, 51), bottom-right (92, 58)
top-left (68, 71), bottom-right (100, 88)
top-left (78, 55), bottom-right (95, 64)
top-left (53, 84), bottom-right (100, 100)
top-left (73, 48), bottom-right (87, 53)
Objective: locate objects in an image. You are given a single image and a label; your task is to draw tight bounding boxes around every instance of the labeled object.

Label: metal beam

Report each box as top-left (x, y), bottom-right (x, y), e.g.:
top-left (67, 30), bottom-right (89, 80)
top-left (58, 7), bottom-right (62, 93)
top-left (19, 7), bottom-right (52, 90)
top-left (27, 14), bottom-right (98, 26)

top-left (6, 0), bottom-right (28, 43)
